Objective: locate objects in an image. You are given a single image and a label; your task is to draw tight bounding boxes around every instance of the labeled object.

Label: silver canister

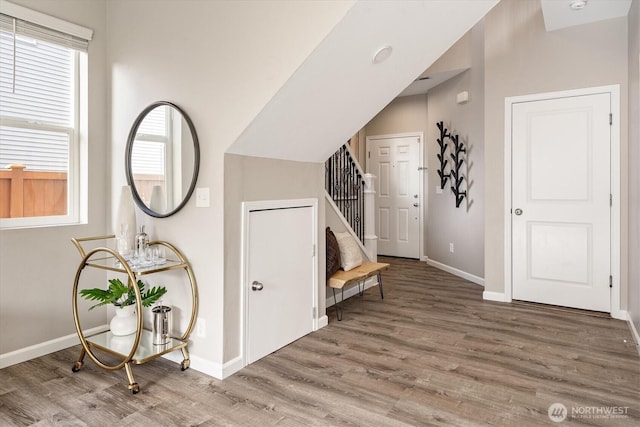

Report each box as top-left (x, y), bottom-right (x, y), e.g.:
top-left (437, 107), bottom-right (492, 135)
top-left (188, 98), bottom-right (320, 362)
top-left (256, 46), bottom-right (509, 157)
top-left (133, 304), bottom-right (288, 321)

top-left (152, 305), bottom-right (171, 345)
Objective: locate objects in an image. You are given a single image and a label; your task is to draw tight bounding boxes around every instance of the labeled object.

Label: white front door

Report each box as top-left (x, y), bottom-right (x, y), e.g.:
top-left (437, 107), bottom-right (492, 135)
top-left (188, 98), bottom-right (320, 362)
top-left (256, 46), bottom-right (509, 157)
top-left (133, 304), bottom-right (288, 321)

top-left (367, 135), bottom-right (421, 259)
top-left (244, 202), bottom-right (316, 365)
top-left (511, 93), bottom-right (611, 312)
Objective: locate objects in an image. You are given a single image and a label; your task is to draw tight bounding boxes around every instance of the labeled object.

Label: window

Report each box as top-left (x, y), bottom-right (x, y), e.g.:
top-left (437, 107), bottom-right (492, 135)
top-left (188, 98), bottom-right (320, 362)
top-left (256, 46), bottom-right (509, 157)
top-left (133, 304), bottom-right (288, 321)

top-left (0, 6), bottom-right (92, 228)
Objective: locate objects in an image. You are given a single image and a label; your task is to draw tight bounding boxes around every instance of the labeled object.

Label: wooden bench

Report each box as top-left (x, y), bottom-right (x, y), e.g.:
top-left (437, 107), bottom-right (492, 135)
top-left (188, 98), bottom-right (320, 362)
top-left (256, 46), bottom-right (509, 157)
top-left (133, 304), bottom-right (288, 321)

top-left (327, 262), bottom-right (389, 320)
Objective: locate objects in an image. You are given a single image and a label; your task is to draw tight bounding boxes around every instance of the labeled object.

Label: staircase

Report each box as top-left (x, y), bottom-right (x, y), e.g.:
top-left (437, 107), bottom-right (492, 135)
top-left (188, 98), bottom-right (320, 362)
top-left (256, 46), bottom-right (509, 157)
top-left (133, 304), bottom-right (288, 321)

top-left (325, 143), bottom-right (377, 261)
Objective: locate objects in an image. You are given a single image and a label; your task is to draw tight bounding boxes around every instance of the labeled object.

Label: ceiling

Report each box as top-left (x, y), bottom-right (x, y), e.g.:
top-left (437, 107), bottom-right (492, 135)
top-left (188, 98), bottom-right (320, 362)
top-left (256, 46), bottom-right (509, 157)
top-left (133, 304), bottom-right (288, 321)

top-left (541, 0), bottom-right (632, 31)
top-left (226, 1), bottom-right (499, 163)
top-left (398, 0), bottom-right (633, 97)
top-left (397, 68), bottom-right (468, 98)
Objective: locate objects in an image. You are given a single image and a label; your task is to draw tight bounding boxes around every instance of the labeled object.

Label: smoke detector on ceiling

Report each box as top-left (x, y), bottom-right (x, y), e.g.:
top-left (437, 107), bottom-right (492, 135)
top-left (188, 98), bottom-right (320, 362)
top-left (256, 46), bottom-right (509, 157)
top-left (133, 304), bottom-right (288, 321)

top-left (372, 46), bottom-right (393, 64)
top-left (569, 0), bottom-right (587, 10)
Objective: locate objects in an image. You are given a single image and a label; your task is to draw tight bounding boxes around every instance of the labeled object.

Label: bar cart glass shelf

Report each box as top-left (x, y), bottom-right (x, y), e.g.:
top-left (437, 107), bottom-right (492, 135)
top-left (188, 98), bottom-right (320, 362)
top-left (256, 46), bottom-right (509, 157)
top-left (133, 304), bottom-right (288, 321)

top-left (70, 235), bottom-right (198, 394)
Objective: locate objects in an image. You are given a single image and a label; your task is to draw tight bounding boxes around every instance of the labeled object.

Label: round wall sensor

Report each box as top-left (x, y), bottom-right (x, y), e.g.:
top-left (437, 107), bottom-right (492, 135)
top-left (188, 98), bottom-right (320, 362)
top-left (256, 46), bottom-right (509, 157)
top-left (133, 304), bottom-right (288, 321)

top-left (372, 45), bottom-right (393, 64)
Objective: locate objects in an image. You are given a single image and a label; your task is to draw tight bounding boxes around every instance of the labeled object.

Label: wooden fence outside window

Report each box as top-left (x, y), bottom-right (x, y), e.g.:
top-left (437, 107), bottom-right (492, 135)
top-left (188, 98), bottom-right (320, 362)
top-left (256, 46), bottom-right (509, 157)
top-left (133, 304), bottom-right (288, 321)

top-left (0, 164), bottom-right (67, 218)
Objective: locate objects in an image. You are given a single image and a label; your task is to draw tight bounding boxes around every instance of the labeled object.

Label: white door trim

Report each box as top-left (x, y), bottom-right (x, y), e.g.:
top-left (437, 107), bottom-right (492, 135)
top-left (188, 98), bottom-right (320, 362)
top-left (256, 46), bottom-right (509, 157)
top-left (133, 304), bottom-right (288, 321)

top-left (502, 85), bottom-right (621, 318)
top-left (240, 198), bottom-right (319, 368)
top-left (365, 132), bottom-right (425, 260)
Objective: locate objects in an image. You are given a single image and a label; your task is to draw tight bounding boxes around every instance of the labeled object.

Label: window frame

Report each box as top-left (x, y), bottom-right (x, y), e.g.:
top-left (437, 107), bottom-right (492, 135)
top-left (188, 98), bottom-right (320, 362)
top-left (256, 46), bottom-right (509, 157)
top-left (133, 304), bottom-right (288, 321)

top-left (0, 5), bottom-right (91, 230)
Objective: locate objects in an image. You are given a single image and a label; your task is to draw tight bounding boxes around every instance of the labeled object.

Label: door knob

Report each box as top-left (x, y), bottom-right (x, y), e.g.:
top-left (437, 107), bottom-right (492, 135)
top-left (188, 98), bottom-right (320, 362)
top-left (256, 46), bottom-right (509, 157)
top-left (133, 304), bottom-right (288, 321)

top-left (514, 208), bottom-right (523, 215)
top-left (413, 203), bottom-right (419, 207)
top-left (251, 281), bottom-right (264, 291)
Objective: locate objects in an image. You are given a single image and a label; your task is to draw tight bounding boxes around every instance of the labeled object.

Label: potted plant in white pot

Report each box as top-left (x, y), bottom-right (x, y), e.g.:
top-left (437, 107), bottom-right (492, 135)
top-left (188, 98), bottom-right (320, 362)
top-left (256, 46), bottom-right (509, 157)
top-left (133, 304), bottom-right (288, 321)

top-left (80, 278), bottom-right (167, 336)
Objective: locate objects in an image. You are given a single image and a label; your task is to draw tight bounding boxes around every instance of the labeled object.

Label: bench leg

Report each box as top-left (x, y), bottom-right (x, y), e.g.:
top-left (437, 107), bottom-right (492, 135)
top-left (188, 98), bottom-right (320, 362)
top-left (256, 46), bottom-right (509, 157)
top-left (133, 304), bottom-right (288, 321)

top-left (377, 272), bottom-right (384, 299)
top-left (332, 288), bottom-right (344, 321)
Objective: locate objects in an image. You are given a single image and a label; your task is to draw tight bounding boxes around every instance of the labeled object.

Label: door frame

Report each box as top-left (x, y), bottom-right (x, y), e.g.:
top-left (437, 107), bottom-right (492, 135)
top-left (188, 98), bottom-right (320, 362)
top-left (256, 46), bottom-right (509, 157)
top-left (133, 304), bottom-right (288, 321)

top-left (502, 85), bottom-right (621, 318)
top-left (365, 132), bottom-right (425, 260)
top-left (240, 198), bottom-right (319, 367)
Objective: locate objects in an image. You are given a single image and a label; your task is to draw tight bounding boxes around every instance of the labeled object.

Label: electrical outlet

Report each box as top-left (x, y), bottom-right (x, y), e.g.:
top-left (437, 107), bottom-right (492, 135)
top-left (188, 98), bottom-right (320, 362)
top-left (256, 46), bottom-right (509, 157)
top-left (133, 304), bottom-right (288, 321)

top-left (436, 186), bottom-right (443, 195)
top-left (196, 318), bottom-right (206, 338)
top-left (449, 243), bottom-right (454, 253)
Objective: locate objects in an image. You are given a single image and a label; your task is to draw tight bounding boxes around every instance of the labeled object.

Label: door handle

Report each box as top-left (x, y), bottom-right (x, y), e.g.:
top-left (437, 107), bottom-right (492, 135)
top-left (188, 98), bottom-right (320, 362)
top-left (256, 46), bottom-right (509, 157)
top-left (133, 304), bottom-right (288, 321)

top-left (514, 208), bottom-right (523, 215)
top-left (413, 203), bottom-right (419, 207)
top-left (251, 281), bottom-right (264, 291)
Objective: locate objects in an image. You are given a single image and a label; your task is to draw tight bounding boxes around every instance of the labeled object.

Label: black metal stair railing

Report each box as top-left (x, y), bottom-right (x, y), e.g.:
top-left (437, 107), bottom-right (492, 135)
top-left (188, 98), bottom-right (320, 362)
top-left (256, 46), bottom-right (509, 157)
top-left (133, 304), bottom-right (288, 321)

top-left (325, 145), bottom-right (365, 243)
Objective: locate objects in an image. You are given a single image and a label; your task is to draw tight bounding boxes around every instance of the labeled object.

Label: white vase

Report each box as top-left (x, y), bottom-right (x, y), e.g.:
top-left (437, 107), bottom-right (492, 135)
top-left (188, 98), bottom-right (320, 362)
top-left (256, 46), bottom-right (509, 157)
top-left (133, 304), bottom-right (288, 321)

top-left (115, 185), bottom-right (136, 250)
top-left (149, 185), bottom-right (166, 213)
top-left (110, 304), bottom-right (137, 336)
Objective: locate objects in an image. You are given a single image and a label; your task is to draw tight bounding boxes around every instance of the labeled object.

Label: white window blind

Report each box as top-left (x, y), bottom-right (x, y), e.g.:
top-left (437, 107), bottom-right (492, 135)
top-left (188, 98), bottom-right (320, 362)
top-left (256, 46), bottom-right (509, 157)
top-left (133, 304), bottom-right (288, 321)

top-left (0, 29), bottom-right (74, 125)
top-left (132, 141), bottom-right (166, 175)
top-left (133, 106), bottom-right (169, 176)
top-left (137, 105), bottom-right (168, 137)
top-left (0, 25), bottom-right (74, 171)
top-left (0, 13), bottom-right (89, 52)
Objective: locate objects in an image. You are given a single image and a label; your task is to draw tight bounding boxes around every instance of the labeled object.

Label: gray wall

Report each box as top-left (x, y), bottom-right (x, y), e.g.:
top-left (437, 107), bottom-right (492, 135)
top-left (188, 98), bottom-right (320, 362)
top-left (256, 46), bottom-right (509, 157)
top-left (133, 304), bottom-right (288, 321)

top-left (0, 0), bottom-right (108, 355)
top-left (223, 154), bottom-right (325, 362)
top-left (365, 94), bottom-right (429, 141)
top-left (628, 0), bottom-right (639, 336)
top-left (483, 0), bottom-right (630, 307)
top-left (426, 22), bottom-right (485, 279)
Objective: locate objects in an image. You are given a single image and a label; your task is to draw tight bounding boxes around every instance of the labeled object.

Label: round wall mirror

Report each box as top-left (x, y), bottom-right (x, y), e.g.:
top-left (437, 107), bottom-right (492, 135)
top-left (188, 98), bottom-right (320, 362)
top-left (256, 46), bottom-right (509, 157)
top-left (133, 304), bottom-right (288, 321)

top-left (125, 101), bottom-right (200, 218)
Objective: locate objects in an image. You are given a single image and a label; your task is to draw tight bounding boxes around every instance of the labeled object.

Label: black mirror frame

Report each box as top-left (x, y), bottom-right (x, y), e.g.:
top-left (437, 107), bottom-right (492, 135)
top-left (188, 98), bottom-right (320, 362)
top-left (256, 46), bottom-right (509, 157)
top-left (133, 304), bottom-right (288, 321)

top-left (125, 101), bottom-right (200, 218)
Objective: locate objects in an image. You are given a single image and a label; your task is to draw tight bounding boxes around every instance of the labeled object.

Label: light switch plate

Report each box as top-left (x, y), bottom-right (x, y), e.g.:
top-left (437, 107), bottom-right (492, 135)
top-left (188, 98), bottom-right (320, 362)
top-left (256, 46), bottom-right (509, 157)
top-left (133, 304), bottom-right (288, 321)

top-left (196, 187), bottom-right (210, 207)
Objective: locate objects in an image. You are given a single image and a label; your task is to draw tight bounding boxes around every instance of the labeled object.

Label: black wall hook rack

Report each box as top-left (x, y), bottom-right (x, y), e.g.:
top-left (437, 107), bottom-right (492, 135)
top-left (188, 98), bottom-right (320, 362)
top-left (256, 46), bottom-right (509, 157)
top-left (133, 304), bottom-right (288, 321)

top-left (435, 121), bottom-right (467, 208)
top-left (448, 133), bottom-right (466, 208)
top-left (436, 121), bottom-right (450, 189)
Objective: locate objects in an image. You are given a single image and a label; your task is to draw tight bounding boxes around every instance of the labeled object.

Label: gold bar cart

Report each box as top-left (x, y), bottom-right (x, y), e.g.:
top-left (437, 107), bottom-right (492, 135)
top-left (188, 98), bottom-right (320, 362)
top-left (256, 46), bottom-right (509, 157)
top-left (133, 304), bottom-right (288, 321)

top-left (70, 235), bottom-right (198, 394)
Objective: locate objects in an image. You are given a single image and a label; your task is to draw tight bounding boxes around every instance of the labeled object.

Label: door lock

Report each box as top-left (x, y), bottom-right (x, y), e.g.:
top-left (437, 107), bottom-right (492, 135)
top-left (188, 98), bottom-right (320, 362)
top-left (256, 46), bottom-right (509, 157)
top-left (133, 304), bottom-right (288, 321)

top-left (251, 281), bottom-right (264, 291)
top-left (514, 208), bottom-right (523, 215)
top-left (413, 203), bottom-right (419, 207)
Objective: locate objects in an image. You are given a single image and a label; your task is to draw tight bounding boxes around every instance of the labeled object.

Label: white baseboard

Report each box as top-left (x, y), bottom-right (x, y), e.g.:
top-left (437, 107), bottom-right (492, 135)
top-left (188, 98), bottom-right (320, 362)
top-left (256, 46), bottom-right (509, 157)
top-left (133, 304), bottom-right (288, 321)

top-left (221, 356), bottom-right (244, 378)
top-left (317, 315), bottom-right (328, 329)
top-left (162, 350), bottom-right (238, 380)
top-left (0, 324), bottom-right (109, 369)
top-left (325, 276), bottom-right (380, 307)
top-left (0, 325), bottom-right (234, 381)
top-left (426, 258), bottom-right (485, 286)
top-left (620, 311), bottom-right (640, 356)
top-left (482, 291), bottom-right (509, 302)
top-left (611, 307), bottom-right (627, 321)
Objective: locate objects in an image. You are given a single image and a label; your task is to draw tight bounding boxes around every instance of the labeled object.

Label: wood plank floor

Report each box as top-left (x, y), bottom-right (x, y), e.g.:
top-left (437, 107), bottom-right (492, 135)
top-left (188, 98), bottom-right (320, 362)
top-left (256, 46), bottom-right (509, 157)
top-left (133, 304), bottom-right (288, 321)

top-left (1, 257), bottom-right (638, 426)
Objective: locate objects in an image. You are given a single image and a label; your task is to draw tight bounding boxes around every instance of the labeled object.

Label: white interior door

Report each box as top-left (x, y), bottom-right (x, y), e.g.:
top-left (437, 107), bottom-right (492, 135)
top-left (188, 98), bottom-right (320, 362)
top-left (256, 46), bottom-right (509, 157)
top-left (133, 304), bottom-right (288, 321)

top-left (245, 204), bottom-right (316, 365)
top-left (368, 135), bottom-right (420, 259)
top-left (511, 93), bottom-right (611, 312)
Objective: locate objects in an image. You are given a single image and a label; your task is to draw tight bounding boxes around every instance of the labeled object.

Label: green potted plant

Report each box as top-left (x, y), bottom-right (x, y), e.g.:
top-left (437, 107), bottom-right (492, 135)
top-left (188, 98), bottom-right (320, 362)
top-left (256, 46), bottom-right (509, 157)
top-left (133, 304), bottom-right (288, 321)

top-left (80, 278), bottom-right (167, 336)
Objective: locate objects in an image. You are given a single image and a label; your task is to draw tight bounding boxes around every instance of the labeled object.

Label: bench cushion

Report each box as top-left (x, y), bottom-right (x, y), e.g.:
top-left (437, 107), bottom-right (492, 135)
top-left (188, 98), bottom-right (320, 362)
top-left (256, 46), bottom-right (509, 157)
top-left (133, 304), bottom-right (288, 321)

top-left (327, 262), bottom-right (390, 289)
